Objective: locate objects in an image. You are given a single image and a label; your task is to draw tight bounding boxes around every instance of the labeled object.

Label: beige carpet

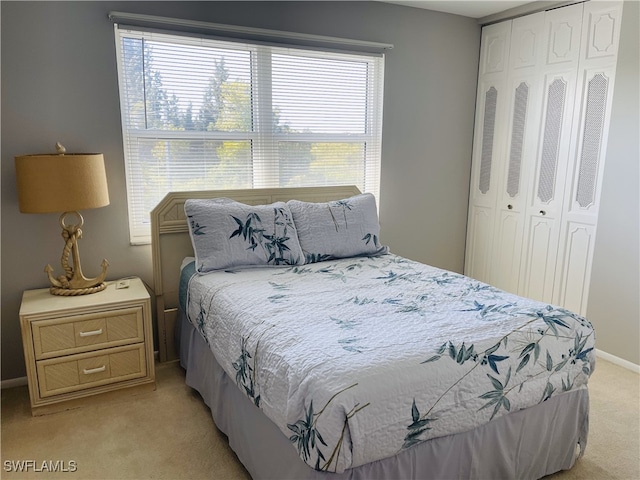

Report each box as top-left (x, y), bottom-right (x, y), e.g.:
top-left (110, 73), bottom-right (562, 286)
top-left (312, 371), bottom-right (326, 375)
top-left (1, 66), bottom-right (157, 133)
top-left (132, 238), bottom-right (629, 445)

top-left (2, 358), bottom-right (638, 480)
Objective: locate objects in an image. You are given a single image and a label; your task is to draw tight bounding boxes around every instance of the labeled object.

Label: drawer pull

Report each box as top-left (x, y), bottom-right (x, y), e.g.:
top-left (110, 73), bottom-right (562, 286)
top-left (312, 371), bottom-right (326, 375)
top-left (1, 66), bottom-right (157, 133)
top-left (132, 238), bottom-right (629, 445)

top-left (82, 365), bottom-right (106, 375)
top-left (79, 328), bottom-right (103, 337)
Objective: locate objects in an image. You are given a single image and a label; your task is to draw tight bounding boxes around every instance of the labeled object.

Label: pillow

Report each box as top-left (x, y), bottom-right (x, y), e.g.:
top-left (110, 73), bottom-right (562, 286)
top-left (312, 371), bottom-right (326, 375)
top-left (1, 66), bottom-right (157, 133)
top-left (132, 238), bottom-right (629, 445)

top-left (185, 198), bottom-right (304, 273)
top-left (287, 193), bottom-right (388, 264)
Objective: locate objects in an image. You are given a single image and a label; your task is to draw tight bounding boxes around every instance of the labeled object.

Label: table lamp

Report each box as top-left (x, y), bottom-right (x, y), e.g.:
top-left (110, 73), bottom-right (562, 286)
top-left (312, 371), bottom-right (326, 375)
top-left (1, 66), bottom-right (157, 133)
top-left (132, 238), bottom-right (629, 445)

top-left (15, 143), bottom-right (110, 296)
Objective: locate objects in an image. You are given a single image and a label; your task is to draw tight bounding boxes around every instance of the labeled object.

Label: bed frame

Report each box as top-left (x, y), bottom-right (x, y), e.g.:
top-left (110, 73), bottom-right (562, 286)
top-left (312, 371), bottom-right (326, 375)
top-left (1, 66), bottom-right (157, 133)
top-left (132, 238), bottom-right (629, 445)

top-left (150, 186), bottom-right (361, 362)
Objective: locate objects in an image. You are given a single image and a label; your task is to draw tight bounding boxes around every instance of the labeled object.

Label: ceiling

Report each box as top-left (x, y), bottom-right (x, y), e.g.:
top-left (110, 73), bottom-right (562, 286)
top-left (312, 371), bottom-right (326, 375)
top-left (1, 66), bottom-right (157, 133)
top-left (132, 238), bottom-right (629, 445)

top-left (379, 1), bottom-right (534, 19)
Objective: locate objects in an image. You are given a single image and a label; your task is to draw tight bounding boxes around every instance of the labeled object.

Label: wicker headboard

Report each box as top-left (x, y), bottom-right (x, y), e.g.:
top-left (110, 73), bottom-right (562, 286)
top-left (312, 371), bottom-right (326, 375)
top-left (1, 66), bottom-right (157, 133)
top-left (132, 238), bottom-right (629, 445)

top-left (150, 185), bottom-right (362, 362)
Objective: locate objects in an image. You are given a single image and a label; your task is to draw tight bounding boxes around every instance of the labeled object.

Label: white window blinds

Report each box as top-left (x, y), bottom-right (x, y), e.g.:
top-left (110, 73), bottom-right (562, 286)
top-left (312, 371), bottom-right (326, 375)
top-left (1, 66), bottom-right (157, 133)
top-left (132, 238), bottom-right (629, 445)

top-left (114, 26), bottom-right (385, 244)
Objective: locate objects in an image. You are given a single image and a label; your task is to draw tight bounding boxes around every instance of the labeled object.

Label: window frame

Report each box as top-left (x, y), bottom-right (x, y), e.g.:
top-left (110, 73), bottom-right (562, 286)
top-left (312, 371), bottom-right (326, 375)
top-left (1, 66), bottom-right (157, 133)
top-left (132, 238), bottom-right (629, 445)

top-left (114, 26), bottom-right (384, 244)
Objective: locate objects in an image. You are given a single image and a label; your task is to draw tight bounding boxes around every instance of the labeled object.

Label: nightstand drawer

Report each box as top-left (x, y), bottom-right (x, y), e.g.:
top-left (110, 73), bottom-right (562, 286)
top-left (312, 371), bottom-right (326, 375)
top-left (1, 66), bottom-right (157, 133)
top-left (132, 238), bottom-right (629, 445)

top-left (36, 344), bottom-right (147, 398)
top-left (32, 307), bottom-right (144, 359)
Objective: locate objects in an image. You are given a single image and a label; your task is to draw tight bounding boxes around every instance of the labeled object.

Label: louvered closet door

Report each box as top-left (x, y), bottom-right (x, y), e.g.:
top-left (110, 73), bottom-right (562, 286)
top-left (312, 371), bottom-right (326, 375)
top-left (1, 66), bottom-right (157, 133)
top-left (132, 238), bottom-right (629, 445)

top-left (490, 12), bottom-right (545, 293)
top-left (519, 3), bottom-right (584, 303)
top-left (554, 1), bottom-right (624, 314)
top-left (465, 21), bottom-right (511, 282)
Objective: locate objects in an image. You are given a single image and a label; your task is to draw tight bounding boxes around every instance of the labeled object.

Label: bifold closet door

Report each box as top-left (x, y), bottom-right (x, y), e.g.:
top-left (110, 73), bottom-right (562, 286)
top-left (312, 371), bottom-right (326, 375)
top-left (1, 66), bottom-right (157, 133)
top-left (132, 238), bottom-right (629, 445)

top-left (490, 12), bottom-right (545, 293)
top-left (464, 21), bottom-right (511, 283)
top-left (466, 1), bottom-right (624, 314)
top-left (465, 22), bottom-right (513, 282)
top-left (518, 3), bottom-right (584, 303)
top-left (554, 1), bottom-right (624, 314)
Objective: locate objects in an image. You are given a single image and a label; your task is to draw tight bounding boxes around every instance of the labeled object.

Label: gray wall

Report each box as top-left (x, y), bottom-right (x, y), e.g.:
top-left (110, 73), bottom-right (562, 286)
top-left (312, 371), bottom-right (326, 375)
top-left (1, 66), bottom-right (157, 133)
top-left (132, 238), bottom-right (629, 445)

top-left (586, 1), bottom-right (640, 366)
top-left (1, 1), bottom-right (480, 380)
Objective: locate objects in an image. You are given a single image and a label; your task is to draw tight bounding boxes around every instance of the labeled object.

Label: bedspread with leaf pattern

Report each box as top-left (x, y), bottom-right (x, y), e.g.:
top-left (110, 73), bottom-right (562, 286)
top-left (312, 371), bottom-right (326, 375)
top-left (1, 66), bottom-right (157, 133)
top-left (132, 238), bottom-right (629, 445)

top-left (183, 254), bottom-right (595, 473)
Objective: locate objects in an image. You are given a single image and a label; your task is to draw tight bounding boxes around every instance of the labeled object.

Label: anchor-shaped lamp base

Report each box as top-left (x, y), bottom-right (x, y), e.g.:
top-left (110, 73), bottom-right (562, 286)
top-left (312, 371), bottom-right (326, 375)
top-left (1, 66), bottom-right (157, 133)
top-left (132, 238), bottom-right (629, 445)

top-left (45, 211), bottom-right (109, 296)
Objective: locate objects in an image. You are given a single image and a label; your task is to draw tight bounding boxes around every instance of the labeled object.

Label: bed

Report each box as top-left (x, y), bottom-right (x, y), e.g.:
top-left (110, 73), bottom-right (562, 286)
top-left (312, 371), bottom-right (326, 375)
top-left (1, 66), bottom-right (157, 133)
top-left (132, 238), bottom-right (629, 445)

top-left (151, 186), bottom-right (594, 480)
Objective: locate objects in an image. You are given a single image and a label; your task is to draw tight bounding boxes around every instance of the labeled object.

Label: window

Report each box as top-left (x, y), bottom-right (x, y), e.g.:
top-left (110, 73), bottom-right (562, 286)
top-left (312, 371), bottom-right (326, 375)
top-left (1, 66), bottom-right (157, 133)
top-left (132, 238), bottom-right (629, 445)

top-left (114, 27), bottom-right (385, 244)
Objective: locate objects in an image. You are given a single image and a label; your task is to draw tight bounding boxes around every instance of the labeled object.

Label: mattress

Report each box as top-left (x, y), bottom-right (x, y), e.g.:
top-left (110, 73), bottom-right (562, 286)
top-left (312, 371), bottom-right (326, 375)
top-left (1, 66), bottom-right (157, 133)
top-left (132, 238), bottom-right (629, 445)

top-left (180, 313), bottom-right (589, 480)
top-left (180, 254), bottom-right (595, 473)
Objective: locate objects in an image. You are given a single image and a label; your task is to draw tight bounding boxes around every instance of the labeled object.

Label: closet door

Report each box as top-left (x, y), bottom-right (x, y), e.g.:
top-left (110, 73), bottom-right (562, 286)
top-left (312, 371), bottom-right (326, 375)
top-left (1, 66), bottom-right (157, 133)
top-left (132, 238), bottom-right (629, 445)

top-left (554, 1), bottom-right (624, 314)
top-left (465, 21), bottom-right (511, 282)
top-left (490, 12), bottom-right (545, 293)
top-left (519, 3), bottom-right (584, 303)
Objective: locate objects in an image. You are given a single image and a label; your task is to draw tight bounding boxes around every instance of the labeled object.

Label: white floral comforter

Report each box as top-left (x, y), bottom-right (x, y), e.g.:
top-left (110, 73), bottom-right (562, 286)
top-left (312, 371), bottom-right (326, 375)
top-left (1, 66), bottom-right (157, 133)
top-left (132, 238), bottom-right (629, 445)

top-left (183, 254), bottom-right (595, 473)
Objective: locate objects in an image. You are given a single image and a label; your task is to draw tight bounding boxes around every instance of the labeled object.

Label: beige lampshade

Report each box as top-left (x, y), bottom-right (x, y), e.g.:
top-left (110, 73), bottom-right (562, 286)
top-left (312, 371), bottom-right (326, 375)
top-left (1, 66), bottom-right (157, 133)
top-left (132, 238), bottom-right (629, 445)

top-left (15, 153), bottom-right (110, 213)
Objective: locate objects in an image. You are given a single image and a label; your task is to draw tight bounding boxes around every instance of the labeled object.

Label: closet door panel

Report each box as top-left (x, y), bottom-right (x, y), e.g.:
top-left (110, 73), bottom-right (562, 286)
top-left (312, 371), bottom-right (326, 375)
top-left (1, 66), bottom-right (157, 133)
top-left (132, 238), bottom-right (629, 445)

top-left (533, 1), bottom-right (583, 221)
top-left (519, 69), bottom-right (577, 300)
top-left (468, 22), bottom-right (511, 210)
top-left (481, 21), bottom-right (512, 76)
top-left (492, 211), bottom-right (523, 291)
top-left (532, 72), bottom-right (577, 213)
top-left (522, 215), bottom-right (557, 302)
top-left (465, 21), bottom-right (511, 281)
top-left (545, 3), bottom-right (584, 67)
top-left (473, 81), bottom-right (501, 206)
top-left (553, 2), bottom-right (623, 311)
top-left (565, 1), bottom-right (623, 219)
top-left (553, 70), bottom-right (612, 313)
top-left (510, 12), bottom-right (545, 71)
top-left (491, 13), bottom-right (545, 291)
top-left (466, 207), bottom-right (494, 281)
top-left (582, 2), bottom-right (623, 61)
top-left (556, 222), bottom-right (596, 314)
top-left (567, 67), bottom-right (616, 217)
top-left (465, 79), bottom-right (505, 281)
top-left (519, 5), bottom-right (583, 301)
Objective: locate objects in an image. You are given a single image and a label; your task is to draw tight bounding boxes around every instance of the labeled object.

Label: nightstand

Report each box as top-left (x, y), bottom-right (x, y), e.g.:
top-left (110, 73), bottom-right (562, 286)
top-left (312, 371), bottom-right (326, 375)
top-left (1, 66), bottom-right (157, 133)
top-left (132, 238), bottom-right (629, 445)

top-left (19, 278), bottom-right (156, 415)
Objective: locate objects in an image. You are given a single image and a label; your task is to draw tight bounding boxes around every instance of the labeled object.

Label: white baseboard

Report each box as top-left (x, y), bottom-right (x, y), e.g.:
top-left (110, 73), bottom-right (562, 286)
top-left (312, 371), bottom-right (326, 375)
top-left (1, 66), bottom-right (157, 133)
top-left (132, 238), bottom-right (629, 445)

top-left (1, 376), bottom-right (27, 389)
top-left (596, 349), bottom-right (640, 374)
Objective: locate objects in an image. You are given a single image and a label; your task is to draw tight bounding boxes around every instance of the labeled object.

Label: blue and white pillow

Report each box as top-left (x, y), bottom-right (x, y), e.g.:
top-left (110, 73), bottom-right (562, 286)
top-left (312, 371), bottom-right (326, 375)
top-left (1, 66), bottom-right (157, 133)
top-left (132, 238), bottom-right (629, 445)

top-left (185, 198), bottom-right (304, 273)
top-left (287, 193), bottom-right (388, 264)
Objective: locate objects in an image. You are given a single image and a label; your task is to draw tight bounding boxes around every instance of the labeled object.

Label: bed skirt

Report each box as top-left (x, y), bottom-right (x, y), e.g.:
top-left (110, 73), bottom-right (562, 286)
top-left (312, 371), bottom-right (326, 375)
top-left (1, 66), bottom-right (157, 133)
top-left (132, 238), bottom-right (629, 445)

top-left (179, 314), bottom-right (589, 480)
